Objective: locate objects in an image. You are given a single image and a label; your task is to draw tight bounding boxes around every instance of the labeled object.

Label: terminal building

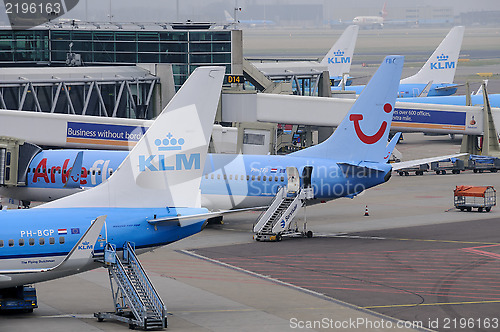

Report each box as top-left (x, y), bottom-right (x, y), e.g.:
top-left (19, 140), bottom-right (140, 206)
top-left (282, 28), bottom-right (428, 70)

top-left (0, 21), bottom-right (240, 90)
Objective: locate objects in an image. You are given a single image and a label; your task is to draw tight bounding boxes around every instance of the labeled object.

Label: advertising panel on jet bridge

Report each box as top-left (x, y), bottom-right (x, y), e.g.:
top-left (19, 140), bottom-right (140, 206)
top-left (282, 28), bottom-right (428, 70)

top-left (389, 102), bottom-right (483, 134)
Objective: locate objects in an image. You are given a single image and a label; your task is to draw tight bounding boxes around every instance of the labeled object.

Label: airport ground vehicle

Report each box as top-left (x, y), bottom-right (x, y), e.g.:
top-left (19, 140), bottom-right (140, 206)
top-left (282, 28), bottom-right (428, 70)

top-left (0, 285), bottom-right (37, 312)
top-left (468, 155), bottom-right (500, 173)
top-left (454, 185), bottom-right (496, 212)
top-left (431, 158), bottom-right (465, 175)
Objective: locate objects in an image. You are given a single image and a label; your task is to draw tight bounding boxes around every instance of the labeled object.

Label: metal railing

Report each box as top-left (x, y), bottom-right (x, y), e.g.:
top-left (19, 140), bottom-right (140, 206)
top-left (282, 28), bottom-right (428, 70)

top-left (124, 242), bottom-right (166, 321)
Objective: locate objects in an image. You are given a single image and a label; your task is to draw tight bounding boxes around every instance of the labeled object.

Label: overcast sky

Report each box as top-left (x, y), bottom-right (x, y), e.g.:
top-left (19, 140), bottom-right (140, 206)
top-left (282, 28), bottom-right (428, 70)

top-left (61, 0), bottom-right (500, 22)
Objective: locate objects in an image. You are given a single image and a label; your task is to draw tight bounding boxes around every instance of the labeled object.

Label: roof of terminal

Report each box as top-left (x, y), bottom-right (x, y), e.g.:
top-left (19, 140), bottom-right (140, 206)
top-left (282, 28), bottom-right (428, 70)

top-left (0, 20), bottom-right (235, 31)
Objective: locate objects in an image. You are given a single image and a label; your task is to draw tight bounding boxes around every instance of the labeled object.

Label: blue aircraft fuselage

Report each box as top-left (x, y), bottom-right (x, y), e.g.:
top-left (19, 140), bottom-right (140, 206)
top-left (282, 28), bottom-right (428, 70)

top-left (17, 151), bottom-right (391, 209)
top-left (333, 83), bottom-right (457, 98)
top-left (0, 206), bottom-right (207, 288)
top-left (397, 94), bottom-right (500, 107)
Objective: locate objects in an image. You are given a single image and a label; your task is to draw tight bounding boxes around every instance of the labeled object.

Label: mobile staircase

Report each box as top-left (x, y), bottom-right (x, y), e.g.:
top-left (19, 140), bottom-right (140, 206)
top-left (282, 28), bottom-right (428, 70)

top-left (95, 242), bottom-right (167, 330)
top-left (253, 186), bottom-right (314, 241)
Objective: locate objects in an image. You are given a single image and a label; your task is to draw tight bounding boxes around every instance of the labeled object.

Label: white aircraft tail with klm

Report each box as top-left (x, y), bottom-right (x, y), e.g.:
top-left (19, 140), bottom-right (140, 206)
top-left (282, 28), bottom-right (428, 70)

top-left (320, 25), bottom-right (359, 78)
top-left (40, 66), bottom-right (225, 209)
top-left (400, 26), bottom-right (464, 85)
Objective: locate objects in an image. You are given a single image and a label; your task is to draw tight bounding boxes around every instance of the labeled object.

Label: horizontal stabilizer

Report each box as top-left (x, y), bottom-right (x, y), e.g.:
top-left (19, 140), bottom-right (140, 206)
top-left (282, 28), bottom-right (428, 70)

top-left (392, 153), bottom-right (468, 171)
top-left (148, 206), bottom-right (267, 227)
top-left (434, 83), bottom-right (465, 91)
top-left (338, 161), bottom-right (387, 177)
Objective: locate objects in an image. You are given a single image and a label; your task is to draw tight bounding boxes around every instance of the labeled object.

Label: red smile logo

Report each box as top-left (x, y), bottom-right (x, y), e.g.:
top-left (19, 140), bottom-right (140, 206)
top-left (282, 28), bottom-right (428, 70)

top-left (349, 103), bottom-right (392, 145)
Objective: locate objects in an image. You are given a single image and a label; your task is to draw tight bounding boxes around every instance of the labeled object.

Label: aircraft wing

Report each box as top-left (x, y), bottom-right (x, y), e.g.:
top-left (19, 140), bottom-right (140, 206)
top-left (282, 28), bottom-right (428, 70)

top-left (148, 207), bottom-right (268, 227)
top-left (0, 215), bottom-right (106, 275)
top-left (391, 153), bottom-right (468, 171)
top-left (434, 83), bottom-right (465, 91)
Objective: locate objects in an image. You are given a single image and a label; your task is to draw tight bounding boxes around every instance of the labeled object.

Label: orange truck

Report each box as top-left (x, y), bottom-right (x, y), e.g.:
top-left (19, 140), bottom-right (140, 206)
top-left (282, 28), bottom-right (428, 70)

top-left (454, 186), bottom-right (496, 212)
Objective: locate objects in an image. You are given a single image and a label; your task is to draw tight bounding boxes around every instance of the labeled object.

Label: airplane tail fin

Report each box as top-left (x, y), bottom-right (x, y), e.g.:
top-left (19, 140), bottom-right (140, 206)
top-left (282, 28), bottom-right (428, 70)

top-left (320, 25), bottom-right (359, 78)
top-left (380, 2), bottom-right (388, 19)
top-left (224, 10), bottom-right (234, 22)
top-left (291, 56), bottom-right (403, 163)
top-left (400, 26), bottom-right (464, 85)
top-left (40, 66), bottom-right (225, 209)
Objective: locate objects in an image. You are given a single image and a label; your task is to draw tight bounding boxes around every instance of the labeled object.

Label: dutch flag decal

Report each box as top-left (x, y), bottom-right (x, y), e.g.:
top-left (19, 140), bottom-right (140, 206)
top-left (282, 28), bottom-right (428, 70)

top-left (58, 229), bottom-right (67, 235)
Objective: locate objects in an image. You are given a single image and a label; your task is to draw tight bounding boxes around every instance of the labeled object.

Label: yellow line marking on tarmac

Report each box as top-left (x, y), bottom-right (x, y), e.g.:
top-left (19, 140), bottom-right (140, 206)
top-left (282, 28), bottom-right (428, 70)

top-left (364, 300), bottom-right (500, 309)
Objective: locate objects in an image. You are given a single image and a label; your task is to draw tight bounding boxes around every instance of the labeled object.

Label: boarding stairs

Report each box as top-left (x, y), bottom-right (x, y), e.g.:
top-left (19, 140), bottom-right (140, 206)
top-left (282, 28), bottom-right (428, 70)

top-left (254, 186), bottom-right (314, 241)
top-left (94, 242), bottom-right (166, 330)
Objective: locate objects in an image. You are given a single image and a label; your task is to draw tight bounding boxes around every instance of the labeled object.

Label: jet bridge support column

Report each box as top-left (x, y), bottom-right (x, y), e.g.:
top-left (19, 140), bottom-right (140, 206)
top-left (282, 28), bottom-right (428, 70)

top-left (460, 84), bottom-right (500, 158)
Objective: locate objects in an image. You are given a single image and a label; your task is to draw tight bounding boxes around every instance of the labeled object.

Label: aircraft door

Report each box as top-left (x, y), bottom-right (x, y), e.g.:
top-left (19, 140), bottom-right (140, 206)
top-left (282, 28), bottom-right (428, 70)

top-left (286, 166), bottom-right (300, 194)
top-left (302, 166), bottom-right (313, 188)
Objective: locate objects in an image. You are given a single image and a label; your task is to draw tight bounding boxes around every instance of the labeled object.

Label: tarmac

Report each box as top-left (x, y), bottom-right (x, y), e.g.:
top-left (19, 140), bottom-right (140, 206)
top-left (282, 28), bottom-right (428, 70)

top-left (1, 132), bottom-right (499, 331)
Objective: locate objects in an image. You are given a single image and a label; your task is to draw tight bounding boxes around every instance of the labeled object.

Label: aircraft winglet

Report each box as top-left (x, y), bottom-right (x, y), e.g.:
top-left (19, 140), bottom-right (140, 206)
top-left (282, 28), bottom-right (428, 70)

top-left (63, 151), bottom-right (83, 189)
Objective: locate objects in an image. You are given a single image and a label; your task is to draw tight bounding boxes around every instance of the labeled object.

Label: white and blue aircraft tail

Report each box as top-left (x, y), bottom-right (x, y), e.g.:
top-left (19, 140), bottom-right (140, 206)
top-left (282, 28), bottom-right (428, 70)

top-left (334, 26), bottom-right (465, 97)
top-left (400, 26), bottom-right (464, 87)
top-left (293, 56), bottom-right (403, 165)
top-left (319, 25), bottom-right (359, 81)
top-left (0, 66), bottom-right (225, 289)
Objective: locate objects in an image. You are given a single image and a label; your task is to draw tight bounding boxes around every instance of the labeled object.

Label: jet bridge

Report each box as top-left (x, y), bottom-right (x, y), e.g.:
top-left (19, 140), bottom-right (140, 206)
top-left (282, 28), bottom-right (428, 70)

top-left (221, 92), bottom-right (497, 136)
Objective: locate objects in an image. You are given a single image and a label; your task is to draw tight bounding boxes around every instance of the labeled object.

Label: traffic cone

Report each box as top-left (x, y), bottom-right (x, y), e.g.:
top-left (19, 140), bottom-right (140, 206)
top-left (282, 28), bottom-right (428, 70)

top-left (364, 205), bottom-right (369, 216)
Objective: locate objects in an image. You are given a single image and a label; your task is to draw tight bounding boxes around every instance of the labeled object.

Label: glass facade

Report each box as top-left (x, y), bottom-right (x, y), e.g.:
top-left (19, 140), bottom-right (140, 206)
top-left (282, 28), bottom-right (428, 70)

top-left (0, 28), bottom-right (233, 89)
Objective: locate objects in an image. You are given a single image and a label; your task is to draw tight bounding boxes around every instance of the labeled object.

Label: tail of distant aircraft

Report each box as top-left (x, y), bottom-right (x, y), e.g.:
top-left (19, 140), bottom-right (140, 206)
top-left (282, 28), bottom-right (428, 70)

top-left (320, 25), bottom-right (359, 78)
top-left (400, 26), bottom-right (464, 85)
top-left (40, 66), bottom-right (225, 209)
top-left (291, 55), bottom-right (404, 163)
top-left (380, 2), bottom-right (388, 19)
top-left (224, 10), bottom-right (234, 22)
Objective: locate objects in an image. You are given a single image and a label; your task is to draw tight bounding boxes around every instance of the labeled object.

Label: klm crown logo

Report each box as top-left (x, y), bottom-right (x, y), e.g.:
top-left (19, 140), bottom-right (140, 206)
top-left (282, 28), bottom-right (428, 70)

top-left (437, 54), bottom-right (449, 62)
top-left (154, 132), bottom-right (185, 151)
top-left (328, 49), bottom-right (350, 64)
top-left (431, 53), bottom-right (455, 70)
top-left (139, 132), bottom-right (200, 172)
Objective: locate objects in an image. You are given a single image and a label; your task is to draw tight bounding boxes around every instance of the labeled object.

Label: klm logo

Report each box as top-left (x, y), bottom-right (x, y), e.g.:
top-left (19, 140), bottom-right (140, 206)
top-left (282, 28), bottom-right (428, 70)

top-left (430, 54), bottom-right (455, 70)
top-left (328, 50), bottom-right (350, 64)
top-left (139, 133), bottom-right (200, 172)
top-left (78, 241), bottom-right (93, 250)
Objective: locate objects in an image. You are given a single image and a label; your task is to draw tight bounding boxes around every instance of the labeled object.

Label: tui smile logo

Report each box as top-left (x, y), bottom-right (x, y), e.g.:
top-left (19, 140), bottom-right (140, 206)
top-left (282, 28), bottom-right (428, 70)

top-left (350, 103), bottom-right (392, 145)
